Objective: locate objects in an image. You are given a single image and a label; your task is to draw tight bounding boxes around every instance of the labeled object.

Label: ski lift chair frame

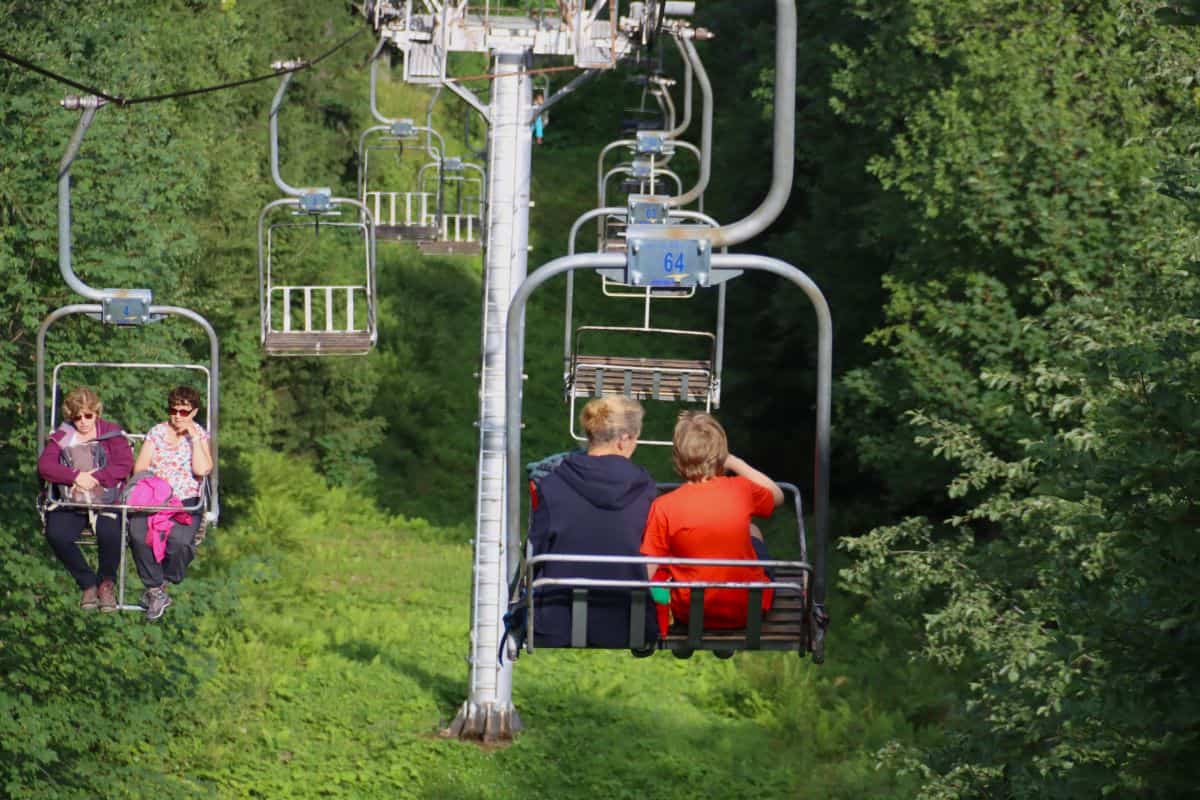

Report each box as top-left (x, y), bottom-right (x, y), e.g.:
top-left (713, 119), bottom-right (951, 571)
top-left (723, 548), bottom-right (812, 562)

top-left (563, 206), bottom-right (734, 446)
top-left (520, 481), bottom-right (811, 656)
top-left (261, 65), bottom-right (378, 356)
top-left (36, 305), bottom-right (221, 613)
top-left (415, 155), bottom-right (487, 255)
top-left (502, 251), bottom-right (831, 664)
top-left (359, 57), bottom-right (448, 242)
top-left (358, 124), bottom-right (442, 242)
top-left (258, 204), bottom-right (378, 356)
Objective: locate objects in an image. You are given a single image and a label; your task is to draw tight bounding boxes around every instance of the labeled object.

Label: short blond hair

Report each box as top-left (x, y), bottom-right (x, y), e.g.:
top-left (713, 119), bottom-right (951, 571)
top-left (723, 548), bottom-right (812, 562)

top-left (672, 411), bottom-right (728, 481)
top-left (580, 396), bottom-right (644, 445)
top-left (62, 387), bottom-right (102, 422)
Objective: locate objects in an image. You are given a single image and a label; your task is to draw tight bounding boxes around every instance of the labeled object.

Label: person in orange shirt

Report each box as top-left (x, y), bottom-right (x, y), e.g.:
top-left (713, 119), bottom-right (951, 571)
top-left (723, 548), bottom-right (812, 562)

top-left (640, 412), bottom-right (784, 629)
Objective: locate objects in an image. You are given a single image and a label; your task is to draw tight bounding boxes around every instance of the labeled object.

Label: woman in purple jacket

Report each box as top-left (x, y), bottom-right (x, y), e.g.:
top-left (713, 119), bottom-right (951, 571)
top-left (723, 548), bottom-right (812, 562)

top-left (37, 387), bottom-right (133, 611)
top-left (529, 396), bottom-right (658, 649)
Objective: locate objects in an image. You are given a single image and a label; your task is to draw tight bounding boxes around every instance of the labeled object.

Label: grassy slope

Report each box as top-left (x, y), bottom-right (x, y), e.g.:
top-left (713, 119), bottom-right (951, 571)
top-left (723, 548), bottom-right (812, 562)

top-left (155, 453), bottom-right (927, 799)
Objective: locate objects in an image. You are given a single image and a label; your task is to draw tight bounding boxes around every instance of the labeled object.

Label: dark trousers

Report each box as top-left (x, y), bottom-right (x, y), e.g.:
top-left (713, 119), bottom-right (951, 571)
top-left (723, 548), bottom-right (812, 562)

top-left (44, 508), bottom-right (121, 589)
top-left (127, 498), bottom-right (201, 588)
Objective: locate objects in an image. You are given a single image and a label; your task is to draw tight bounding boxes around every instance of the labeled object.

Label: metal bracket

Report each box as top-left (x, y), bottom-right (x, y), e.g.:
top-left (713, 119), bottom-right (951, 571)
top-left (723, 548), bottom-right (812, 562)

top-left (628, 194), bottom-right (670, 224)
top-left (298, 189), bottom-right (333, 213)
top-left (630, 157), bottom-right (654, 179)
top-left (443, 156), bottom-right (463, 171)
top-left (625, 224), bottom-right (711, 287)
top-left (390, 119), bottom-right (416, 137)
top-left (636, 131), bottom-right (673, 156)
top-left (100, 290), bottom-right (154, 325)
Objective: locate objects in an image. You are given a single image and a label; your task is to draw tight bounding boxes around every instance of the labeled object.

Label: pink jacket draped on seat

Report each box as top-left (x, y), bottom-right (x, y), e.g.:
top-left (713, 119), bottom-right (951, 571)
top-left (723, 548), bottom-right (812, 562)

top-left (126, 476), bottom-right (192, 563)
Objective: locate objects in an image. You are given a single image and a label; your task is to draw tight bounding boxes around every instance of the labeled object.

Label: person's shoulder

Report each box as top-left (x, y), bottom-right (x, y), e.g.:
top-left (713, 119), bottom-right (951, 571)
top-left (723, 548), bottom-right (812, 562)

top-left (97, 418), bottom-right (126, 436)
top-left (146, 422), bottom-right (170, 438)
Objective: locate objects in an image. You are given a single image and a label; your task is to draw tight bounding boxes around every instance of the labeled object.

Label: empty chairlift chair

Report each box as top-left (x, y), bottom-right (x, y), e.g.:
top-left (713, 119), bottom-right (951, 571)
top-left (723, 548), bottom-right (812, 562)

top-left (358, 58), bottom-right (447, 243)
top-left (261, 62), bottom-right (377, 356)
top-left (417, 156), bottom-right (487, 256)
top-left (564, 197), bottom-right (732, 445)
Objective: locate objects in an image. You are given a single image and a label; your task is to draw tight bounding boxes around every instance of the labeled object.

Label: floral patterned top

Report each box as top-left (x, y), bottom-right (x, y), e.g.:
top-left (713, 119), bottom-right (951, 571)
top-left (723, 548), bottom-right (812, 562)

top-left (146, 422), bottom-right (208, 500)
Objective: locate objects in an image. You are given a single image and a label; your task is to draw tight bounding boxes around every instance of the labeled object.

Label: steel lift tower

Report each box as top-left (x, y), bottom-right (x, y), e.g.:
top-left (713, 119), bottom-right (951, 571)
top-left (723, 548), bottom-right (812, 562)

top-left (368, 0), bottom-right (700, 740)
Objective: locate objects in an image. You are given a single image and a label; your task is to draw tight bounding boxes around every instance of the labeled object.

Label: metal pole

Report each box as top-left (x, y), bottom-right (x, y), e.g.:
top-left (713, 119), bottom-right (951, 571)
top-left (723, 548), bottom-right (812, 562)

top-left (58, 101), bottom-right (106, 301)
top-left (705, 0), bottom-right (796, 246)
top-left (269, 72), bottom-right (304, 197)
top-left (666, 36), bottom-right (711, 208)
top-left (666, 35), bottom-right (693, 138)
top-left (450, 47), bottom-right (532, 742)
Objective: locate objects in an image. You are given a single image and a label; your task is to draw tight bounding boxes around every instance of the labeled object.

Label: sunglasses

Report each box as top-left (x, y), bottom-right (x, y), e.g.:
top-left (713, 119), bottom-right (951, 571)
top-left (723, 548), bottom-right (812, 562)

top-left (72, 412), bottom-right (97, 421)
top-left (168, 407), bottom-right (195, 417)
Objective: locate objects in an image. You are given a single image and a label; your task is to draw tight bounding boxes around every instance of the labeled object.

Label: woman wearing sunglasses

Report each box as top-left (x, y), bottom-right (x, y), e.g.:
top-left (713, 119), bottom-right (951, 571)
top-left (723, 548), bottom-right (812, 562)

top-left (127, 386), bottom-right (213, 621)
top-left (37, 386), bottom-right (134, 611)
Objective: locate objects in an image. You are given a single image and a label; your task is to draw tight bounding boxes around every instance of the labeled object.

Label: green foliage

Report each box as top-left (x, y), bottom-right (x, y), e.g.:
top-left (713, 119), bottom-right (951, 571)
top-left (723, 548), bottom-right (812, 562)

top-left (827, 1), bottom-right (1200, 795)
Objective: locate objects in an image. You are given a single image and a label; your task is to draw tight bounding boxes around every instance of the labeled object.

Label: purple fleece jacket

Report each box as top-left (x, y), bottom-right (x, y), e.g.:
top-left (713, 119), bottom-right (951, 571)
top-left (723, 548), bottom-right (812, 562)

top-left (38, 419), bottom-right (134, 489)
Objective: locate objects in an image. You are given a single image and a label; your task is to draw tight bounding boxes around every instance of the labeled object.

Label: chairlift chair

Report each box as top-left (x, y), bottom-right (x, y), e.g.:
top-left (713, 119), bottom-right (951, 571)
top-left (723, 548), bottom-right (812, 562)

top-left (501, 245), bottom-right (832, 664)
top-left (520, 482), bottom-right (813, 656)
top-left (358, 58), bottom-right (448, 243)
top-left (261, 63), bottom-right (378, 356)
top-left (36, 306), bottom-right (221, 613)
top-left (565, 203), bottom-right (731, 447)
top-left (417, 155), bottom-right (486, 256)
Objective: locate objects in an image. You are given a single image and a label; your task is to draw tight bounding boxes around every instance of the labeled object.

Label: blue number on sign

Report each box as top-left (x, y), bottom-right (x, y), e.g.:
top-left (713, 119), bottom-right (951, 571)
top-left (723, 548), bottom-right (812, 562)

top-left (663, 252), bottom-right (686, 274)
top-left (123, 305), bottom-right (131, 317)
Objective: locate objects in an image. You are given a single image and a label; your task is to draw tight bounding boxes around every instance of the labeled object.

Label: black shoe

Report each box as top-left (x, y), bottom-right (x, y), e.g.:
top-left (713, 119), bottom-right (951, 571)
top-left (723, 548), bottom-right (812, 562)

top-left (630, 646), bottom-right (656, 658)
top-left (713, 649), bottom-right (735, 660)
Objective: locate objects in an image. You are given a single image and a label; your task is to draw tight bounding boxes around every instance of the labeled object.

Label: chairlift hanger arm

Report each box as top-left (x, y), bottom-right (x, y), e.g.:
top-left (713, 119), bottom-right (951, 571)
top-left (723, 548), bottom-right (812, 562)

top-left (665, 35), bottom-right (710, 208)
top-left (666, 34), bottom-right (692, 138)
top-left (701, 0), bottom-right (795, 246)
top-left (268, 71), bottom-right (305, 197)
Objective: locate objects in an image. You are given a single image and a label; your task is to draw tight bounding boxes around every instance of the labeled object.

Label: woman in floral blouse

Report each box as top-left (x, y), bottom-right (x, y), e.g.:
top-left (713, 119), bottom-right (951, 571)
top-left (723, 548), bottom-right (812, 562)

top-left (128, 385), bottom-right (213, 621)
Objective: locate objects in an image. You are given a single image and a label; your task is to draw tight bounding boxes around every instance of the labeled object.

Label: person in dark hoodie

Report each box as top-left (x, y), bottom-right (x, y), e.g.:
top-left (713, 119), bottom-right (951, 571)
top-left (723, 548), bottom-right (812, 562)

top-left (528, 396), bottom-right (657, 648)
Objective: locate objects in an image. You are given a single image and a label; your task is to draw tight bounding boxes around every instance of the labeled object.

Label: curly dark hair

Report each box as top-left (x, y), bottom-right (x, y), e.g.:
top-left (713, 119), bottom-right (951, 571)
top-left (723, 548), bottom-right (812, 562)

top-left (167, 385), bottom-right (201, 413)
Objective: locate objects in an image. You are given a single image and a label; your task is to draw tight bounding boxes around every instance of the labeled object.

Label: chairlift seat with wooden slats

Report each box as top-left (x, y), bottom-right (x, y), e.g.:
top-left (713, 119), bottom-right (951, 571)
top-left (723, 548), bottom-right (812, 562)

top-left (522, 562), bottom-right (814, 657)
top-left (376, 224), bottom-right (440, 242)
top-left (419, 240), bottom-right (483, 256)
top-left (263, 331), bottom-right (375, 356)
top-left (571, 354), bottom-right (713, 403)
top-left (662, 565), bottom-right (809, 655)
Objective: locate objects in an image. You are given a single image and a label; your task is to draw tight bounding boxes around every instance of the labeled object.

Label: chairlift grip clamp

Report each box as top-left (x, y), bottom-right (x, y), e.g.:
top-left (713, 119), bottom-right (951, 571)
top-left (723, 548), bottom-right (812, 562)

top-left (61, 95), bottom-right (107, 110)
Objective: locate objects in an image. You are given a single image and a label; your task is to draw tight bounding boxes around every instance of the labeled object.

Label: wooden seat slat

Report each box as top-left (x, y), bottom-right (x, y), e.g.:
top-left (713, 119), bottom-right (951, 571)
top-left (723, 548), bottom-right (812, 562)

top-left (264, 332), bottom-right (373, 355)
top-left (376, 224), bottom-right (439, 241)
top-left (419, 241), bottom-right (482, 255)
top-left (571, 355), bottom-right (715, 402)
top-left (575, 355), bottom-right (711, 370)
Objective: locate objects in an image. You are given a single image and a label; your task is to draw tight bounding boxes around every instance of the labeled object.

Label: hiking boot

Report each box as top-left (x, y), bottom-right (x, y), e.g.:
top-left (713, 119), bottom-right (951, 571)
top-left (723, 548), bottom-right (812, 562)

top-left (97, 579), bottom-right (117, 612)
top-left (139, 588), bottom-right (153, 608)
top-left (144, 586), bottom-right (173, 622)
top-left (80, 585), bottom-right (99, 610)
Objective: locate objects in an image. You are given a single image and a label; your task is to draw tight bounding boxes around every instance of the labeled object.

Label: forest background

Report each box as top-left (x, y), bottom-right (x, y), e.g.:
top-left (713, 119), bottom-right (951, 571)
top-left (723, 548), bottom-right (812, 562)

top-left (2, 0), bottom-right (1199, 797)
